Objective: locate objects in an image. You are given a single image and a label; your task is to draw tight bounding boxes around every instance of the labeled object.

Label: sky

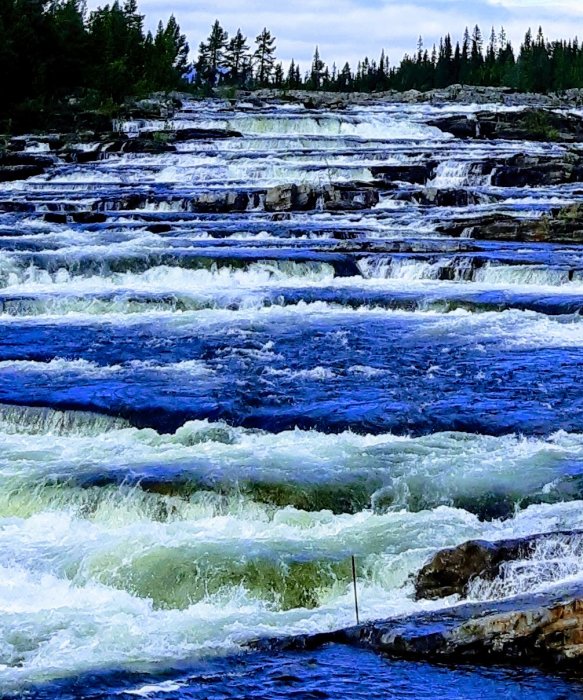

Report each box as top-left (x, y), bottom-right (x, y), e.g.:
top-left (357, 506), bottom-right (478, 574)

top-left (124, 0), bottom-right (583, 71)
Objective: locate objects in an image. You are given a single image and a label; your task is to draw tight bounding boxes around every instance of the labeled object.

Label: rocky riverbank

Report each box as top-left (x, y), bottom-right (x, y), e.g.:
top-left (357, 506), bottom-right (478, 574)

top-left (246, 84), bottom-right (583, 109)
top-left (254, 531), bottom-right (583, 669)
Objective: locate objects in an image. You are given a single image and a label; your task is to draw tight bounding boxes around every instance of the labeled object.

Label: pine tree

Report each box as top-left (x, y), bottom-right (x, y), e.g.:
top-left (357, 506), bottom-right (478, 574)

top-left (197, 20), bottom-right (228, 86)
top-left (225, 28), bottom-right (250, 84)
top-left (310, 45), bottom-right (325, 89)
top-left (253, 27), bottom-right (276, 86)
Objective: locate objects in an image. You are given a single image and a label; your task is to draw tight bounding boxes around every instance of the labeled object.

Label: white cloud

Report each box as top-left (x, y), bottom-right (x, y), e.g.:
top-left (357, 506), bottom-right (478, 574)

top-left (89, 0), bottom-right (583, 70)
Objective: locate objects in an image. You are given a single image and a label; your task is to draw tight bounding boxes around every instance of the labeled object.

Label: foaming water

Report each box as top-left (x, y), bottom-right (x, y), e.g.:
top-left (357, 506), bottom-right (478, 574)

top-left (2, 98), bottom-right (583, 698)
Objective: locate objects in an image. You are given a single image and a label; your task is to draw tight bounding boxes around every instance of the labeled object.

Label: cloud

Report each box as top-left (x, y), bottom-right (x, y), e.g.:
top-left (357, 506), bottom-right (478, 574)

top-left (89, 0), bottom-right (583, 70)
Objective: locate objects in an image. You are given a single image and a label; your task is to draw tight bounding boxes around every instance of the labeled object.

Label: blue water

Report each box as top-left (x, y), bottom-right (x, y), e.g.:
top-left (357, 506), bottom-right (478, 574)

top-left (14, 646), bottom-right (583, 699)
top-left (2, 101), bottom-right (583, 697)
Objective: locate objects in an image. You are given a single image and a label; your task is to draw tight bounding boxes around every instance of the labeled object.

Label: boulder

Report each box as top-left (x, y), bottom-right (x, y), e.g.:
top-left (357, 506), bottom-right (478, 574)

top-left (414, 530), bottom-right (583, 600)
top-left (354, 590), bottom-right (583, 667)
top-left (264, 183), bottom-right (379, 213)
top-left (255, 583), bottom-right (583, 668)
top-left (141, 128), bottom-right (243, 142)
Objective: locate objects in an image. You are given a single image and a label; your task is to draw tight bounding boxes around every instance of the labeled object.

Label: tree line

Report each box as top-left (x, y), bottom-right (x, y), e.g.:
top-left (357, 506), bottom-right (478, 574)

top-left (1, 0), bottom-right (188, 115)
top-left (196, 22), bottom-right (583, 94)
top-left (4, 0), bottom-right (583, 122)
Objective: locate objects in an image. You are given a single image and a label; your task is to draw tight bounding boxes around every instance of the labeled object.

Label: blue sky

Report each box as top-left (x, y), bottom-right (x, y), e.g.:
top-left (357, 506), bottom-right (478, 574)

top-left (122, 0), bottom-right (583, 70)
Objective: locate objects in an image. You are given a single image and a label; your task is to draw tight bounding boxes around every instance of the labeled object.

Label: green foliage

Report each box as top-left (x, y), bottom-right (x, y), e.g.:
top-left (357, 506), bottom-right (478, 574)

top-left (0, 0), bottom-right (190, 118)
top-left (522, 111), bottom-right (560, 140)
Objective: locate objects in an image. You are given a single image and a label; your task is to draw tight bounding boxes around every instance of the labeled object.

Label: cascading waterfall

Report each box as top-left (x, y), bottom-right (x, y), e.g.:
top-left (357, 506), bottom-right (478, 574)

top-left (1, 98), bottom-right (583, 698)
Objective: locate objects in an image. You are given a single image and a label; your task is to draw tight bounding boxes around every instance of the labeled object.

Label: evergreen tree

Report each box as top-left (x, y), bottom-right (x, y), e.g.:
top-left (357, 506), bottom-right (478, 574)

top-left (253, 27), bottom-right (276, 86)
top-left (225, 28), bottom-right (250, 84)
top-left (309, 46), bottom-right (325, 89)
top-left (197, 20), bottom-right (228, 86)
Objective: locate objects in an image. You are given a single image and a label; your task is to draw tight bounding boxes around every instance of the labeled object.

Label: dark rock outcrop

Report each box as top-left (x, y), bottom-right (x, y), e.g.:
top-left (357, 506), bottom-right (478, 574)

top-left (414, 530), bottom-right (583, 600)
top-left (439, 204), bottom-right (583, 243)
top-left (254, 584), bottom-right (583, 668)
top-left (0, 165), bottom-right (46, 182)
top-left (395, 188), bottom-right (489, 207)
top-left (141, 127), bottom-right (243, 141)
top-left (264, 183), bottom-right (379, 212)
top-left (253, 529), bottom-right (583, 670)
top-left (0, 151), bottom-right (55, 181)
top-left (103, 138), bottom-right (176, 154)
top-left (370, 164), bottom-right (436, 185)
top-left (352, 587), bottom-right (583, 667)
top-left (429, 109), bottom-right (583, 142)
top-left (490, 153), bottom-right (583, 187)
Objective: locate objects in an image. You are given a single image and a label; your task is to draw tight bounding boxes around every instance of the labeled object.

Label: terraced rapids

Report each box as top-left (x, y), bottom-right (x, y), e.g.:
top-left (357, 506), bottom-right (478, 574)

top-left (3, 99), bottom-right (583, 698)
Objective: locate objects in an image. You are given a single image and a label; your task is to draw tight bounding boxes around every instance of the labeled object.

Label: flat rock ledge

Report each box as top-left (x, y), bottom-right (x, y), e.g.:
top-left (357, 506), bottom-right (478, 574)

top-left (251, 533), bottom-right (583, 669)
top-left (252, 585), bottom-right (583, 668)
top-left (439, 203), bottom-right (583, 243)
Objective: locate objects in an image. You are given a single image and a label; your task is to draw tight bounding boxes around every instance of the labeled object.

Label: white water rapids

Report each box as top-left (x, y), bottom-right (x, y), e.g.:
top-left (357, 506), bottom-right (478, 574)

top-left (1, 99), bottom-right (583, 695)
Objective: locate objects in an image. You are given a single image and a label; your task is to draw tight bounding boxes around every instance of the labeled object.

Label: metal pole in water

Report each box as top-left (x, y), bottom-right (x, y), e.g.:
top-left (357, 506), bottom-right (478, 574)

top-left (351, 554), bottom-right (360, 626)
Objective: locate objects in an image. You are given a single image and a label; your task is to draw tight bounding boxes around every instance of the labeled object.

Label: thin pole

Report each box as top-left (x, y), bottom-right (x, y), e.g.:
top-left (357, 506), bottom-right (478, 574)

top-left (351, 554), bottom-right (360, 626)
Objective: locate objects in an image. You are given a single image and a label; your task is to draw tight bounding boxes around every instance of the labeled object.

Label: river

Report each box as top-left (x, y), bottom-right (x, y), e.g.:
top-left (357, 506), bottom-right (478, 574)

top-left (1, 99), bottom-right (583, 698)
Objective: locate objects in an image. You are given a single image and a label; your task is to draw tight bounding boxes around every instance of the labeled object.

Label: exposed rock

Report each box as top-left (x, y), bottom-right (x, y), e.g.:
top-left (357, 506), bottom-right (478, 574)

top-left (490, 153), bottom-right (583, 187)
top-left (70, 212), bottom-right (107, 224)
top-left (0, 151), bottom-right (55, 181)
top-left (429, 109), bottom-right (583, 142)
top-left (0, 165), bottom-right (46, 182)
top-left (414, 530), bottom-right (583, 600)
top-left (244, 86), bottom-right (575, 109)
top-left (264, 183), bottom-right (379, 212)
top-left (352, 588), bottom-right (583, 667)
top-left (103, 137), bottom-right (176, 154)
top-left (141, 127), bottom-right (243, 141)
top-left (395, 188), bottom-right (489, 207)
top-left (370, 164), bottom-right (436, 185)
top-left (325, 183), bottom-right (380, 211)
top-left (0, 152), bottom-right (54, 168)
top-left (439, 204), bottom-right (583, 243)
top-left (254, 583), bottom-right (583, 668)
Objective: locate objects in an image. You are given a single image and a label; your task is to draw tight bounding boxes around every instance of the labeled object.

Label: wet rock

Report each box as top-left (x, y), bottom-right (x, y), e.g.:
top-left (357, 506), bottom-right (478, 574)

top-left (0, 151), bottom-right (55, 181)
top-left (325, 183), bottom-right (380, 211)
top-left (103, 138), bottom-right (176, 154)
top-left (0, 165), bottom-right (45, 182)
top-left (395, 188), bottom-right (488, 207)
top-left (429, 109), bottom-right (583, 142)
top-left (141, 128), bottom-right (243, 141)
top-left (490, 153), bottom-right (583, 187)
top-left (354, 588), bottom-right (583, 667)
top-left (194, 191), bottom-right (252, 213)
top-left (43, 212), bottom-right (68, 224)
top-left (370, 164), bottom-right (436, 185)
top-left (264, 183), bottom-right (379, 212)
top-left (71, 212), bottom-right (107, 224)
top-left (255, 582), bottom-right (583, 668)
top-left (0, 152), bottom-right (54, 168)
top-left (439, 204), bottom-right (583, 243)
top-left (414, 530), bottom-right (583, 600)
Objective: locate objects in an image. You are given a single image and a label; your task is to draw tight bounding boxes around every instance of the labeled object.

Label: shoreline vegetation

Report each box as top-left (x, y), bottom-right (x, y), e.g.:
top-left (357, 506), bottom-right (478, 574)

top-left (6, 0), bottom-right (583, 131)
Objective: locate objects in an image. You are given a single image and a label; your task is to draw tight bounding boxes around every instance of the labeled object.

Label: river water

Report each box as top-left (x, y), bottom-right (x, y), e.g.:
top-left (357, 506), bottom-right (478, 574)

top-left (2, 100), bottom-right (583, 698)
